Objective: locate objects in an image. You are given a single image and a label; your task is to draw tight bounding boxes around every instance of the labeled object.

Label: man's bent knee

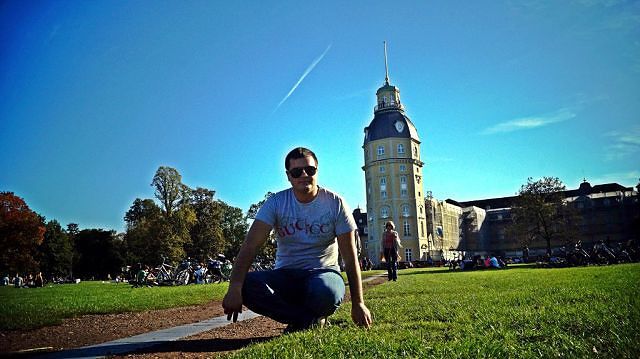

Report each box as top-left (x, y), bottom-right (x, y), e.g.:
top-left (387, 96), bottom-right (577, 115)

top-left (305, 271), bottom-right (345, 316)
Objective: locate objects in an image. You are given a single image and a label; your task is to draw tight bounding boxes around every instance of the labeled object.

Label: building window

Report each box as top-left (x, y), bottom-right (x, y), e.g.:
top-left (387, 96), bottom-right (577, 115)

top-left (400, 175), bottom-right (407, 184)
top-left (378, 145), bottom-right (385, 156)
top-left (405, 248), bottom-right (412, 262)
top-left (413, 147), bottom-right (418, 156)
top-left (399, 164), bottom-right (406, 172)
top-left (421, 221), bottom-right (425, 236)
top-left (402, 204), bottom-right (410, 217)
top-left (380, 177), bottom-right (386, 186)
top-left (397, 144), bottom-right (405, 154)
top-left (380, 166), bottom-right (385, 173)
top-left (401, 189), bottom-right (408, 197)
top-left (381, 207), bottom-right (389, 218)
top-left (403, 221), bottom-right (410, 236)
top-left (381, 190), bottom-right (387, 199)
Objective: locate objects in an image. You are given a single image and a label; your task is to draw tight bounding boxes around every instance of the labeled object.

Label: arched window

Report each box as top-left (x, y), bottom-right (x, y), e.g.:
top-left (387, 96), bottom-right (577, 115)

top-left (397, 144), bottom-right (405, 154)
top-left (381, 207), bottom-right (390, 218)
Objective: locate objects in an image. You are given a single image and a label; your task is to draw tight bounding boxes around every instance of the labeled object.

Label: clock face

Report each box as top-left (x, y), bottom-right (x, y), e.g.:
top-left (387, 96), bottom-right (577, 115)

top-left (394, 121), bottom-right (405, 132)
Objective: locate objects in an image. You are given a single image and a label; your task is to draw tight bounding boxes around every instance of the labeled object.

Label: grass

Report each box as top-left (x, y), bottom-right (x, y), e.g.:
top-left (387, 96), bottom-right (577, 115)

top-left (0, 270), bottom-right (385, 331)
top-left (230, 264), bottom-right (640, 359)
top-left (2, 265), bottom-right (638, 358)
top-left (0, 280), bottom-right (229, 330)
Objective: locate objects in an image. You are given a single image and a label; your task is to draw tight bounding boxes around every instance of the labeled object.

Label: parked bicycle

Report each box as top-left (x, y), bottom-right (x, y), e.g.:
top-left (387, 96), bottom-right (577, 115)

top-left (148, 256), bottom-right (193, 286)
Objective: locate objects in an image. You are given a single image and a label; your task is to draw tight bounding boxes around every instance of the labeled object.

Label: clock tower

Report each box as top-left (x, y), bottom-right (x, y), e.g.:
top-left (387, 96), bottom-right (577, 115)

top-left (362, 42), bottom-right (428, 263)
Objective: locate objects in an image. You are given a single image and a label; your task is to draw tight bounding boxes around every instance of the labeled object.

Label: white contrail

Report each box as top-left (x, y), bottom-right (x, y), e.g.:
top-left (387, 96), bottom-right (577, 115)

top-left (274, 44), bottom-right (332, 112)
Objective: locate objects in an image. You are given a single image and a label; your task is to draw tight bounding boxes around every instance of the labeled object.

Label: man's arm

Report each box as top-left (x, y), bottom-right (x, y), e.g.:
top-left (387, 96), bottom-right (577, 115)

top-left (222, 219), bottom-right (272, 322)
top-left (337, 231), bottom-right (373, 328)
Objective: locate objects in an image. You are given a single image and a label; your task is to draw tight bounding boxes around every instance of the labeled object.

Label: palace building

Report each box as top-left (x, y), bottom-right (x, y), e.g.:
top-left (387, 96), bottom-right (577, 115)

top-left (356, 45), bottom-right (639, 264)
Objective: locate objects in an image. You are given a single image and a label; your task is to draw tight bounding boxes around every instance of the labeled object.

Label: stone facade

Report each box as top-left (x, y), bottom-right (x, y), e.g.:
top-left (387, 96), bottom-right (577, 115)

top-left (356, 181), bottom-right (639, 260)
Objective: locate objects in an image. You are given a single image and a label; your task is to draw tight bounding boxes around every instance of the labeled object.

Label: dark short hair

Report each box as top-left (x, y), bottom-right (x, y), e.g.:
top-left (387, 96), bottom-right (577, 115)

top-left (284, 147), bottom-right (318, 170)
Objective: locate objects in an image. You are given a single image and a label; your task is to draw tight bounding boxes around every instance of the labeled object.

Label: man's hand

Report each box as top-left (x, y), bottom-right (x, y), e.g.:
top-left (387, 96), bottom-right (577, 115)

top-left (351, 302), bottom-right (373, 329)
top-left (222, 287), bottom-right (243, 322)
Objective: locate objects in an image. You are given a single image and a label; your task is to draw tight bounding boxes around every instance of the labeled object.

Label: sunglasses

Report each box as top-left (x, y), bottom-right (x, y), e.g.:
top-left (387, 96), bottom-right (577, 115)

top-left (288, 166), bottom-right (317, 178)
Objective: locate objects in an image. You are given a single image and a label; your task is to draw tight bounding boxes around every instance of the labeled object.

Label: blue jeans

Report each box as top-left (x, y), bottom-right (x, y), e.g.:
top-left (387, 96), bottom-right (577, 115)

top-left (384, 248), bottom-right (398, 281)
top-left (242, 268), bottom-right (345, 327)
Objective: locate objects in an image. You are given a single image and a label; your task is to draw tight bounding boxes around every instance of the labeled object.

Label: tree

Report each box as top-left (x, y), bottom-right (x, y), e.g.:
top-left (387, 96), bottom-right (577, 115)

top-left (188, 187), bottom-right (224, 261)
top-left (163, 205), bottom-right (195, 262)
top-left (151, 166), bottom-right (190, 219)
top-left (39, 220), bottom-right (73, 279)
top-left (124, 198), bottom-right (162, 229)
top-left (74, 229), bottom-right (125, 280)
top-left (123, 198), bottom-right (163, 266)
top-left (148, 166), bottom-right (195, 264)
top-left (219, 201), bottom-right (249, 259)
top-left (0, 192), bottom-right (45, 275)
top-left (246, 192), bottom-right (277, 260)
top-left (508, 177), bottom-right (579, 256)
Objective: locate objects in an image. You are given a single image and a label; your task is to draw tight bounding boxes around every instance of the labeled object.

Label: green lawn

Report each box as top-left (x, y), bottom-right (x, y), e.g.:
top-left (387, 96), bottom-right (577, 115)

top-left (0, 280), bottom-right (229, 330)
top-left (0, 270), bottom-right (385, 331)
top-left (231, 264), bottom-right (640, 358)
top-left (2, 265), bottom-right (638, 358)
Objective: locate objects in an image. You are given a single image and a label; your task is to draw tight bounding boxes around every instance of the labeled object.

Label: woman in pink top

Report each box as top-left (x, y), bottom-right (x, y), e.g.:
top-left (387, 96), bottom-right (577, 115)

top-left (380, 221), bottom-right (401, 281)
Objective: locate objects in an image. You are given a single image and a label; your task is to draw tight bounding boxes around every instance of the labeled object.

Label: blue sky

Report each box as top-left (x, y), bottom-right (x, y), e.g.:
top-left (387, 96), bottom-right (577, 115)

top-left (1, 1), bottom-right (639, 232)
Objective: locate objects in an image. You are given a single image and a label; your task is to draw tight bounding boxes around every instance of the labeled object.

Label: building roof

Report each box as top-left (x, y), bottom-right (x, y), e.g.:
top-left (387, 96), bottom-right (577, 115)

top-left (447, 181), bottom-right (634, 210)
top-left (364, 110), bottom-right (420, 143)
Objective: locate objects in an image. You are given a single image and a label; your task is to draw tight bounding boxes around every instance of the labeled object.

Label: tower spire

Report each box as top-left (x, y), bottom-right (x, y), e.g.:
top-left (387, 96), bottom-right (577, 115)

top-left (384, 41), bottom-right (390, 86)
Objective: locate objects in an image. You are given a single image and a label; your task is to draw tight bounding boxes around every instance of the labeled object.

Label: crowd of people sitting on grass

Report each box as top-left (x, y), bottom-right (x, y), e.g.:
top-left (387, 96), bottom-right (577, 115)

top-left (2, 272), bottom-right (45, 288)
top-left (447, 255), bottom-right (507, 271)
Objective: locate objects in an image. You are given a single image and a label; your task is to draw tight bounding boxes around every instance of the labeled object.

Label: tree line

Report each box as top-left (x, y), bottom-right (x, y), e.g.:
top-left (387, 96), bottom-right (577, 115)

top-left (0, 166), bottom-right (274, 281)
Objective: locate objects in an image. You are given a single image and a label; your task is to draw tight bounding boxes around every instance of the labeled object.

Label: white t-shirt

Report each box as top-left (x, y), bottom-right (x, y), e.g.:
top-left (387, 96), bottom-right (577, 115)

top-left (255, 187), bottom-right (357, 271)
